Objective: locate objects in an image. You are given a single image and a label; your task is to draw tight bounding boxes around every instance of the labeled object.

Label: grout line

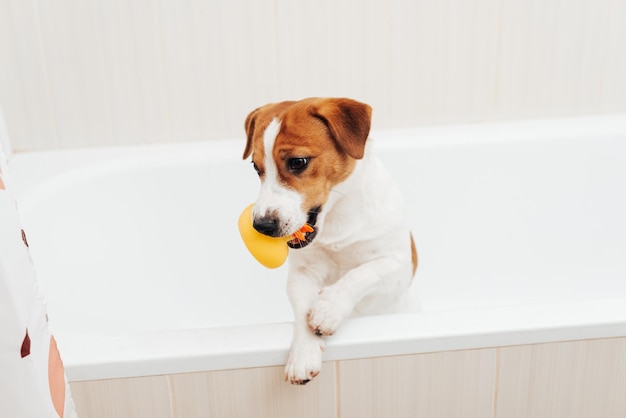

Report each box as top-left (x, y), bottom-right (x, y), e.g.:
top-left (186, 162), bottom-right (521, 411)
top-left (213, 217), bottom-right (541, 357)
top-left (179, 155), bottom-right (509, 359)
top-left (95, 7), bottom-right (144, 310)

top-left (153, 0), bottom-right (173, 144)
top-left (272, 0), bottom-right (282, 98)
top-left (492, 348), bottom-right (501, 418)
top-left (597, 0), bottom-right (613, 108)
top-left (492, 0), bottom-right (504, 119)
top-left (166, 374), bottom-right (178, 418)
top-left (30, 0), bottom-right (61, 149)
top-left (385, 0), bottom-right (393, 128)
top-left (334, 361), bottom-right (341, 418)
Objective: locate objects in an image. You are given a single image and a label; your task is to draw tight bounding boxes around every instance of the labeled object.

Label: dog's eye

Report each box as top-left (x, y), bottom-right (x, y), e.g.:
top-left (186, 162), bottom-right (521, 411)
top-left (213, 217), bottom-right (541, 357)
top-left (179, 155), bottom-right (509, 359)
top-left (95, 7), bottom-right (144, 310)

top-left (287, 157), bottom-right (309, 173)
top-left (252, 161), bottom-right (261, 176)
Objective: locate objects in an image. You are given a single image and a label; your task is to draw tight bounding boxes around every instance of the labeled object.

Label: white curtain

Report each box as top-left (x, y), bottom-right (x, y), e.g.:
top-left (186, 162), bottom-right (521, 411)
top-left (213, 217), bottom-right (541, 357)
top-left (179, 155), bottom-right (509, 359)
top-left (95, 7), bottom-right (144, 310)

top-left (0, 113), bottom-right (77, 417)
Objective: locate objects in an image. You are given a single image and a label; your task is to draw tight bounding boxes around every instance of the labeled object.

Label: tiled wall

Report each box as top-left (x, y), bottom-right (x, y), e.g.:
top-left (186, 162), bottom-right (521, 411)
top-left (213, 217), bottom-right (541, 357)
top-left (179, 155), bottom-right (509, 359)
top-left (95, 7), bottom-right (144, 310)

top-left (70, 337), bottom-right (626, 418)
top-left (1, 0), bottom-right (625, 151)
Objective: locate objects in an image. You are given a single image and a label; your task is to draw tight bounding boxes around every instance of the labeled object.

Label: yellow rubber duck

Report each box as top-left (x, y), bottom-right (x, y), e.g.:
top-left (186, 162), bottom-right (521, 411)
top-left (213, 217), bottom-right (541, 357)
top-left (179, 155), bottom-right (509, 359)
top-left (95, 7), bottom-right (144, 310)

top-left (238, 204), bottom-right (314, 269)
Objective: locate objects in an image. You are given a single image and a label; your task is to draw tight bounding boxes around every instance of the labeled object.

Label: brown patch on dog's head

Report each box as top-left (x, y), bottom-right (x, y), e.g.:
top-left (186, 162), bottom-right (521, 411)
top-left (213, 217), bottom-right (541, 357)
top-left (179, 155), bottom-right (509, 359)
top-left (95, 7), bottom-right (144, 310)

top-left (242, 101), bottom-right (295, 161)
top-left (306, 97), bottom-right (372, 159)
top-left (242, 98), bottom-right (372, 238)
top-left (277, 98), bottom-right (371, 212)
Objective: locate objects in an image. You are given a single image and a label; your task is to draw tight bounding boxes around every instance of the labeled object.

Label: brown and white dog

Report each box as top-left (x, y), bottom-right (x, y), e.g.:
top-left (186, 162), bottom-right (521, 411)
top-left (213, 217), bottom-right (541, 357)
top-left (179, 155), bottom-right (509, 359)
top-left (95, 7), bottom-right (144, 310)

top-left (243, 97), bottom-right (417, 384)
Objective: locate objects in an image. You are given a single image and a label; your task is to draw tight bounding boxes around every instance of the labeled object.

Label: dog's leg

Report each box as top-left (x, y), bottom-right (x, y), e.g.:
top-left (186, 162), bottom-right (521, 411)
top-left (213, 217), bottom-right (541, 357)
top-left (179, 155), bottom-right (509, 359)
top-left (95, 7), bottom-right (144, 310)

top-left (284, 268), bottom-right (327, 385)
top-left (308, 257), bottom-right (406, 336)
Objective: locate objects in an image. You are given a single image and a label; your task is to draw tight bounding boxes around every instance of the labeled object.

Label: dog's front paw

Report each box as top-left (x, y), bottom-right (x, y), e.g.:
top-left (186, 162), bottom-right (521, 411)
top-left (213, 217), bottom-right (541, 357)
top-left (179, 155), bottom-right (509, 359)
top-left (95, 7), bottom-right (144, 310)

top-left (284, 338), bottom-right (324, 385)
top-left (307, 289), bottom-right (352, 336)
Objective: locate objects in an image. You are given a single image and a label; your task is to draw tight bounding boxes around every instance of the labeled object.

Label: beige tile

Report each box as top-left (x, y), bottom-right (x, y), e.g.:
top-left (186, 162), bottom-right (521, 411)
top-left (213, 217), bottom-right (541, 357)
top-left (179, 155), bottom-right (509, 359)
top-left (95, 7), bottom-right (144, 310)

top-left (95, 0), bottom-right (171, 146)
top-left (0, 0), bottom-right (58, 151)
top-left (389, 0), bottom-right (501, 127)
top-left (157, 0), bottom-right (228, 143)
top-left (3, 0), bottom-right (626, 152)
top-left (158, 0), bottom-right (279, 143)
top-left (170, 363), bottom-right (337, 418)
top-left (495, 0), bottom-right (620, 119)
top-left (496, 337), bottom-right (626, 418)
top-left (601, 0), bottom-right (626, 113)
top-left (274, 0), bottom-right (390, 126)
top-left (70, 375), bottom-right (173, 418)
top-left (35, 0), bottom-right (173, 149)
top-left (34, 0), bottom-right (117, 148)
top-left (338, 349), bottom-right (497, 418)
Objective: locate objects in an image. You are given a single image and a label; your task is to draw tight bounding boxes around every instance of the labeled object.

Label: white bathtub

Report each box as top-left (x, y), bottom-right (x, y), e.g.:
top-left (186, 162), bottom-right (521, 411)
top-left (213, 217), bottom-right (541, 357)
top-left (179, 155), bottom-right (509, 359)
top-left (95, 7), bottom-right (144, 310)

top-left (9, 114), bottom-right (626, 383)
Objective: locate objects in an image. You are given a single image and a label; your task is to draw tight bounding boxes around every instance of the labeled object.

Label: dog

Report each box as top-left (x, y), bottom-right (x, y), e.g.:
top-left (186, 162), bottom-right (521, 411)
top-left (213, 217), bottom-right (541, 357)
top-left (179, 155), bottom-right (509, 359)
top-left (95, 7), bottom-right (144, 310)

top-left (242, 97), bottom-right (417, 384)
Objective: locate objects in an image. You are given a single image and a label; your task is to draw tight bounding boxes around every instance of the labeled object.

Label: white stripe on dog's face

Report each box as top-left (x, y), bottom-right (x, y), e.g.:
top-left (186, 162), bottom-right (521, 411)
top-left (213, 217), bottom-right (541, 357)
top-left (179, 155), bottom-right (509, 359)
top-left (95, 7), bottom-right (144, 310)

top-left (253, 118), bottom-right (307, 236)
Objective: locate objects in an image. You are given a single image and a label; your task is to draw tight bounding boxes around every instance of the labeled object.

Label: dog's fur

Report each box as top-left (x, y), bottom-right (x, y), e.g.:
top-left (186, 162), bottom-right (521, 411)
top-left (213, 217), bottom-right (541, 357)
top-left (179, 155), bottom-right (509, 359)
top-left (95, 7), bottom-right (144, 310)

top-left (243, 97), bottom-right (417, 384)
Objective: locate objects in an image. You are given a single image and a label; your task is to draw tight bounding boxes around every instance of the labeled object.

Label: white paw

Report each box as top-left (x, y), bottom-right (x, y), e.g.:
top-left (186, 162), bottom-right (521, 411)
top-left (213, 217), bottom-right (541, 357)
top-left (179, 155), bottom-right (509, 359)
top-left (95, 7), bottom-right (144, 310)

top-left (284, 338), bottom-right (324, 385)
top-left (307, 289), bottom-right (352, 336)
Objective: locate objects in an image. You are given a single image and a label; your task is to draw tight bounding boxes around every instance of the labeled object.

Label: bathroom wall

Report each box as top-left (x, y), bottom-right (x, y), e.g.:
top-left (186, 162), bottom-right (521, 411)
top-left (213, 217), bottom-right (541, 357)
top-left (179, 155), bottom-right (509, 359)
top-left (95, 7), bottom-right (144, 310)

top-left (1, 0), bottom-right (626, 151)
top-left (69, 337), bottom-right (626, 418)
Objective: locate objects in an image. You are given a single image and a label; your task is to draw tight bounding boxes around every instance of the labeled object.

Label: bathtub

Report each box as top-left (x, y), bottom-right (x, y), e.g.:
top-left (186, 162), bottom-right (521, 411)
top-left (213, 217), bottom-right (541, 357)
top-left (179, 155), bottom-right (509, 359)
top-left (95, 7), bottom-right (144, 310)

top-left (8, 115), bottom-right (626, 412)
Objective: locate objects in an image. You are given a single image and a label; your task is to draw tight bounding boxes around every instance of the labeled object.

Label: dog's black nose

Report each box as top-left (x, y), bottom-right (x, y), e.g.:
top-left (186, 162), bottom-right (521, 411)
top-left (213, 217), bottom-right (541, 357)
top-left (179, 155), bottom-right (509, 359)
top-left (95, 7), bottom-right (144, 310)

top-left (253, 216), bottom-right (279, 237)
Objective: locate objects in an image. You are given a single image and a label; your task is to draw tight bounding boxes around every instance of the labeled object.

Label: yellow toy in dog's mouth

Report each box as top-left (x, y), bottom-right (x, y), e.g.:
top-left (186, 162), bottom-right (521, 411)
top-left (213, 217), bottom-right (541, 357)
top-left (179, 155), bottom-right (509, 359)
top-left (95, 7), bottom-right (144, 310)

top-left (238, 204), bottom-right (315, 269)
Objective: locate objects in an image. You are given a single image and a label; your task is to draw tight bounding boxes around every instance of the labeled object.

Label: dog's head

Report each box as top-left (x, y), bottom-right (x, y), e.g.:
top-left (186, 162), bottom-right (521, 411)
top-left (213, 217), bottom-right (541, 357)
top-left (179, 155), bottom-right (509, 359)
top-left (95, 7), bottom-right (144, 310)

top-left (242, 97), bottom-right (372, 248)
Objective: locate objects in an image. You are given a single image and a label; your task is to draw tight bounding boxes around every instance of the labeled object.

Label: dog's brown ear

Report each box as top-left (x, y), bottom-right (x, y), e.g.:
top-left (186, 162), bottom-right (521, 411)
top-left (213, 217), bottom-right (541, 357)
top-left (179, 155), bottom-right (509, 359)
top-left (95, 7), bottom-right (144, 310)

top-left (243, 107), bottom-right (260, 160)
top-left (311, 98), bottom-right (372, 159)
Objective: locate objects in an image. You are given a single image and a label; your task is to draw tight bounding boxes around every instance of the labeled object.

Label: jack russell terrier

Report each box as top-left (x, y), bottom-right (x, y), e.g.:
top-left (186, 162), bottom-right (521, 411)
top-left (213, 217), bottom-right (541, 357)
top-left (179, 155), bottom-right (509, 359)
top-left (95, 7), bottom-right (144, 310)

top-left (242, 97), bottom-right (417, 384)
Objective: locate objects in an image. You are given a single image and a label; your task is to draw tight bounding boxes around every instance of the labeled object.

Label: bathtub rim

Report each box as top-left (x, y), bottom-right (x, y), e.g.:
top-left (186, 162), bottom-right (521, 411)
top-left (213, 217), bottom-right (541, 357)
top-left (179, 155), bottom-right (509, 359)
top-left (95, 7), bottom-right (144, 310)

top-left (57, 296), bottom-right (626, 382)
